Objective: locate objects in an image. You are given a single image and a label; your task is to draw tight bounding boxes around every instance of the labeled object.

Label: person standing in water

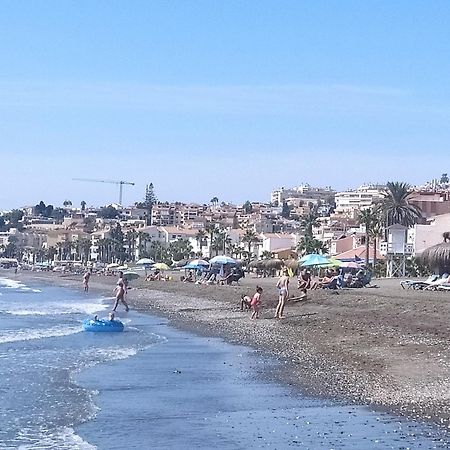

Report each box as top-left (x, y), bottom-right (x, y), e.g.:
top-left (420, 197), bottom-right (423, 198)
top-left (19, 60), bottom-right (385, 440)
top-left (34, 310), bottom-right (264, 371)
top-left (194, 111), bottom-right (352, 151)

top-left (113, 271), bottom-right (129, 312)
top-left (275, 268), bottom-right (290, 319)
top-left (82, 271), bottom-right (91, 293)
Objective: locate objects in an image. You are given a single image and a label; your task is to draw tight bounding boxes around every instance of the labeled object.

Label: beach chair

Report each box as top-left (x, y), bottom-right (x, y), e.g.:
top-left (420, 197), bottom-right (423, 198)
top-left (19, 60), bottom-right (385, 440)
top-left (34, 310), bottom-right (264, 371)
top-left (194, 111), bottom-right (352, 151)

top-left (400, 274), bottom-right (439, 290)
top-left (423, 274), bottom-right (450, 290)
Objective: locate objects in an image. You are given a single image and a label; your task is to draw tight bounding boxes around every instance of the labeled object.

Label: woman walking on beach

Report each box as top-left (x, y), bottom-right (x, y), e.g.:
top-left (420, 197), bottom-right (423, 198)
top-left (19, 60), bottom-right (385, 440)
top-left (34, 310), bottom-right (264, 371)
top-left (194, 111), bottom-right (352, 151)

top-left (82, 271), bottom-right (91, 293)
top-left (275, 269), bottom-right (290, 319)
top-left (113, 271), bottom-right (129, 312)
top-left (250, 286), bottom-right (263, 319)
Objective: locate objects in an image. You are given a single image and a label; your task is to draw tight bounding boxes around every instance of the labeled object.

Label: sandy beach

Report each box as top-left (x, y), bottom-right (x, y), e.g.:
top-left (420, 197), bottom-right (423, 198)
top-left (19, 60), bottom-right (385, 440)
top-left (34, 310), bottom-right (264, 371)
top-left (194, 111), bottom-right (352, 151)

top-left (15, 270), bottom-right (450, 431)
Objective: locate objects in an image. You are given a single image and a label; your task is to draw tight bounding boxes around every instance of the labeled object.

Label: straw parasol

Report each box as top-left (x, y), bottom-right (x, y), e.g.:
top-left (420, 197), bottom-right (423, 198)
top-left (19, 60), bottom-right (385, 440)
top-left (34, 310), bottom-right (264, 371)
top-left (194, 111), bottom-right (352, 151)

top-left (248, 260), bottom-right (261, 269)
top-left (420, 234), bottom-right (450, 274)
top-left (263, 258), bottom-right (283, 270)
top-left (284, 259), bottom-right (299, 270)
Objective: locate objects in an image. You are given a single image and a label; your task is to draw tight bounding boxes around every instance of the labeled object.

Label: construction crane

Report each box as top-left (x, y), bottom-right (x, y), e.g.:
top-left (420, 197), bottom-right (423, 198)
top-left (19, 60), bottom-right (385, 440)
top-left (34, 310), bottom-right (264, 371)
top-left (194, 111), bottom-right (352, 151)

top-left (73, 178), bottom-right (135, 205)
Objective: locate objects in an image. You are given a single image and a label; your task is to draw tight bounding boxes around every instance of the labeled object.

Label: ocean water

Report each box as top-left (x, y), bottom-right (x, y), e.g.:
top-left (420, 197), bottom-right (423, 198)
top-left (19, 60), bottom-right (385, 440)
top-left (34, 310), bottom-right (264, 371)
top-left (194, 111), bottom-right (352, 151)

top-left (0, 274), bottom-right (448, 449)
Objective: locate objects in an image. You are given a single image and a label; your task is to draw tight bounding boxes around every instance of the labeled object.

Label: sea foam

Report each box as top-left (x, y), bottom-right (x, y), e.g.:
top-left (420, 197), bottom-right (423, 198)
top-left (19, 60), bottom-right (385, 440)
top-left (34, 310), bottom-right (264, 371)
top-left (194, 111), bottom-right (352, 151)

top-left (0, 277), bottom-right (41, 292)
top-left (17, 425), bottom-right (96, 450)
top-left (0, 325), bottom-right (81, 345)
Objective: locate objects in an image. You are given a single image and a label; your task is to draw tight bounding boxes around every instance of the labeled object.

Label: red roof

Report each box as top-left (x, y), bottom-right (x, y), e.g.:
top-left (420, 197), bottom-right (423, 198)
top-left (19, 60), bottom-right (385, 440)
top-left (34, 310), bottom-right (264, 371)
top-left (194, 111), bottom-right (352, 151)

top-left (335, 245), bottom-right (384, 261)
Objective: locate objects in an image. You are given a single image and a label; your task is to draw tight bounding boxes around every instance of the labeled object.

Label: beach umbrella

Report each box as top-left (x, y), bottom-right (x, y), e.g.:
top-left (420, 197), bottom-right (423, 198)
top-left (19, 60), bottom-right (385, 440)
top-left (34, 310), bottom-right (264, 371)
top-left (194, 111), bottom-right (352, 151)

top-left (153, 262), bottom-right (171, 270)
top-left (136, 258), bottom-right (155, 265)
top-left (285, 259), bottom-right (299, 270)
top-left (183, 263), bottom-right (201, 269)
top-left (107, 263), bottom-right (120, 269)
top-left (183, 259), bottom-right (209, 269)
top-left (339, 261), bottom-right (361, 269)
top-left (248, 260), bottom-right (262, 269)
top-left (123, 271), bottom-right (140, 280)
top-left (116, 265), bottom-right (128, 271)
top-left (300, 254), bottom-right (330, 267)
top-left (321, 258), bottom-right (343, 268)
top-left (173, 259), bottom-right (189, 268)
top-left (420, 241), bottom-right (450, 274)
top-left (189, 259), bottom-right (209, 266)
top-left (264, 258), bottom-right (284, 269)
top-left (209, 255), bottom-right (236, 265)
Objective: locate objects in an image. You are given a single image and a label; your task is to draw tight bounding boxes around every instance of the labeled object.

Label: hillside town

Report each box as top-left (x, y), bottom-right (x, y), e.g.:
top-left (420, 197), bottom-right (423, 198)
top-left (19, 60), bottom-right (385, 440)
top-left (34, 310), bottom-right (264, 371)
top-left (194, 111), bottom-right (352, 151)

top-left (1, 175), bottom-right (450, 276)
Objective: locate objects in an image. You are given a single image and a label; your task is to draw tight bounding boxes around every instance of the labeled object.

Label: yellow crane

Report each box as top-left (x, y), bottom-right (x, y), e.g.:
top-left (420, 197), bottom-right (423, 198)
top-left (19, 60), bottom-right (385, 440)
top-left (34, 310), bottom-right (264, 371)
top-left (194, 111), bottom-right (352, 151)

top-left (73, 178), bottom-right (135, 205)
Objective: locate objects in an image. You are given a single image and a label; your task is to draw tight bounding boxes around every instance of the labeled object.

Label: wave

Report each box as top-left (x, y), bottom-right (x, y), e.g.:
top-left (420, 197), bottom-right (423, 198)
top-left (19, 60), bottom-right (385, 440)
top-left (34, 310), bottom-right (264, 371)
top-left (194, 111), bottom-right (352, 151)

top-left (0, 325), bottom-right (81, 345)
top-left (1, 300), bottom-right (109, 317)
top-left (16, 426), bottom-right (96, 450)
top-left (0, 277), bottom-right (41, 292)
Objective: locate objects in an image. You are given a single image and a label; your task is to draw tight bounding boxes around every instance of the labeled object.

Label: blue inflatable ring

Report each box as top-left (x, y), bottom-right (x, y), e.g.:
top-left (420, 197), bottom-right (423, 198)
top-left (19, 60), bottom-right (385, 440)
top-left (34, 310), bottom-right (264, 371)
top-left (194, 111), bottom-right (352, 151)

top-left (83, 318), bottom-right (124, 332)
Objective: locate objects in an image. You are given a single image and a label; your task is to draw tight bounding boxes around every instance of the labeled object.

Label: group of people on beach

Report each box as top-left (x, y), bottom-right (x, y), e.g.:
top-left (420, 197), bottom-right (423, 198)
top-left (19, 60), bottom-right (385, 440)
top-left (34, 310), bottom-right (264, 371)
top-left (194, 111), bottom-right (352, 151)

top-left (83, 269), bottom-right (130, 314)
top-left (241, 269), bottom-right (290, 320)
top-left (297, 266), bottom-right (370, 290)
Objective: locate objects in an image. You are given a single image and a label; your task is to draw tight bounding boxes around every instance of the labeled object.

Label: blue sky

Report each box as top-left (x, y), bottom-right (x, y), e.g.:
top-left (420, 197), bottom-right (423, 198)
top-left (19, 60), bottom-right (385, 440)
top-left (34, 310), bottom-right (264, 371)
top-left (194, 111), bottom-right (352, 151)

top-left (1, 0), bottom-right (450, 209)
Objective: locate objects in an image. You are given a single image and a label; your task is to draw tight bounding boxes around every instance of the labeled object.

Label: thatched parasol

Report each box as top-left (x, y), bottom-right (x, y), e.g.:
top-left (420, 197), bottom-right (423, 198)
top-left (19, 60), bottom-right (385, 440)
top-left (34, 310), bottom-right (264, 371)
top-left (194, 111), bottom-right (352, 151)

top-left (248, 260), bottom-right (263, 269)
top-left (420, 236), bottom-right (450, 274)
top-left (263, 258), bottom-right (283, 269)
top-left (284, 259), bottom-right (299, 270)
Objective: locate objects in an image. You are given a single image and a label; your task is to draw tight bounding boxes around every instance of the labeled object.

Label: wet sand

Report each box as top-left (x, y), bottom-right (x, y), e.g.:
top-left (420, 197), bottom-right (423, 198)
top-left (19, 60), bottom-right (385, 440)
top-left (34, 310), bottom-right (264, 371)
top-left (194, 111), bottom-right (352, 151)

top-left (14, 270), bottom-right (450, 430)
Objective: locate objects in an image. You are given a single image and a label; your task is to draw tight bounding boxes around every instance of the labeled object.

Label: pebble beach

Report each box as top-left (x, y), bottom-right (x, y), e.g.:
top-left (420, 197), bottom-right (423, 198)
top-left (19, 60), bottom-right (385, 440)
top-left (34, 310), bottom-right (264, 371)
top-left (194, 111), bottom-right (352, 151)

top-left (17, 271), bottom-right (450, 432)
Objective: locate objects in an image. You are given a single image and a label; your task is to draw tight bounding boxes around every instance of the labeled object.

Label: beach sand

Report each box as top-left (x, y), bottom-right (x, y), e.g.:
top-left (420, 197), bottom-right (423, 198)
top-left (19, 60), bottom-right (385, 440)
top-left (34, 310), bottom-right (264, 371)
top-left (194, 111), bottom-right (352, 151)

top-left (16, 270), bottom-right (450, 430)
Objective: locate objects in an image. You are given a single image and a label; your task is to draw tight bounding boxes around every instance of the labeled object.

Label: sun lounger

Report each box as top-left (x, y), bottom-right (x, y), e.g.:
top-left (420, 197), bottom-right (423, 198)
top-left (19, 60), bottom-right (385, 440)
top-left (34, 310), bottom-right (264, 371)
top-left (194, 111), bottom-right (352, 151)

top-left (437, 284), bottom-right (450, 291)
top-left (400, 275), bottom-right (439, 290)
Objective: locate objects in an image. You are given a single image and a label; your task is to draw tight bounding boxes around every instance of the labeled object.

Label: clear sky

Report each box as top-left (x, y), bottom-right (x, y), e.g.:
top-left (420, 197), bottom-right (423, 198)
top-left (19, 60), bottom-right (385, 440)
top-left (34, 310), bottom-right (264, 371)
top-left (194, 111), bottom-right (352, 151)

top-left (1, 0), bottom-right (450, 209)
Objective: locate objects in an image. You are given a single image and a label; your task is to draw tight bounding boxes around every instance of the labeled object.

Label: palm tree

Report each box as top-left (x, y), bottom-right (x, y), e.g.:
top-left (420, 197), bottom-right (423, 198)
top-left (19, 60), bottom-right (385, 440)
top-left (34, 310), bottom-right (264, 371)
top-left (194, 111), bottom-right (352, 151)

top-left (195, 229), bottom-right (207, 256)
top-left (78, 238), bottom-right (92, 264)
top-left (210, 197), bottom-right (219, 206)
top-left (296, 236), bottom-right (327, 255)
top-left (211, 236), bottom-right (224, 256)
top-left (125, 229), bottom-right (137, 261)
top-left (242, 229), bottom-right (259, 258)
top-left (301, 210), bottom-right (320, 237)
top-left (369, 214), bottom-right (383, 272)
top-left (137, 231), bottom-right (151, 258)
top-left (217, 229), bottom-right (231, 255)
top-left (358, 208), bottom-right (377, 268)
top-left (46, 246), bottom-right (57, 264)
top-left (55, 242), bottom-right (63, 261)
top-left (382, 181), bottom-right (422, 227)
top-left (205, 222), bottom-right (217, 255)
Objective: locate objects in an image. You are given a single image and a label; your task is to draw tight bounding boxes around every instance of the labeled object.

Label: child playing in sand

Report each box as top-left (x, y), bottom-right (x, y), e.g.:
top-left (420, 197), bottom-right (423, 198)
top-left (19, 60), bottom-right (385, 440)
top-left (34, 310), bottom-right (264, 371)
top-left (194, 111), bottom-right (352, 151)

top-left (240, 294), bottom-right (252, 311)
top-left (250, 286), bottom-right (263, 319)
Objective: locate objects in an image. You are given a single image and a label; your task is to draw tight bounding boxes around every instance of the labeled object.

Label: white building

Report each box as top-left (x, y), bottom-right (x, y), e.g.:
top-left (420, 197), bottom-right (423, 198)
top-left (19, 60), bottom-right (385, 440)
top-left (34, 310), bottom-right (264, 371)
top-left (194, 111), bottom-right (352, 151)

top-left (412, 213), bottom-right (450, 255)
top-left (258, 233), bottom-right (296, 257)
top-left (335, 185), bottom-right (385, 214)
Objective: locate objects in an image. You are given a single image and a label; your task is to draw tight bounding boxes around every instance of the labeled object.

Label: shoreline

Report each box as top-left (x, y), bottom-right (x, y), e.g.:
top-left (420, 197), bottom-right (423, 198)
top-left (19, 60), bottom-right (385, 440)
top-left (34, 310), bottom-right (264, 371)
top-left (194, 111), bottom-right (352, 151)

top-left (9, 270), bottom-right (450, 432)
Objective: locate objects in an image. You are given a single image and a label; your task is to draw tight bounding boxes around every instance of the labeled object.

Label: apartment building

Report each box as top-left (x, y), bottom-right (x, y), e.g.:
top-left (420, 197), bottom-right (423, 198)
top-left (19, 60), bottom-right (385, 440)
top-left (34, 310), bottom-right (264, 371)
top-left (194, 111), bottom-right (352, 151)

top-left (334, 185), bottom-right (385, 214)
top-left (271, 184), bottom-right (335, 206)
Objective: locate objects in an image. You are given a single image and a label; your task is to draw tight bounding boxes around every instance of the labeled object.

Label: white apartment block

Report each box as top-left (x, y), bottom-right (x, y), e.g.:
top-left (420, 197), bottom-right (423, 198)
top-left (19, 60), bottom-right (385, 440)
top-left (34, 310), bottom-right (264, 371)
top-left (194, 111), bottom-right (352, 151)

top-left (271, 184), bottom-right (335, 203)
top-left (335, 185), bottom-right (385, 214)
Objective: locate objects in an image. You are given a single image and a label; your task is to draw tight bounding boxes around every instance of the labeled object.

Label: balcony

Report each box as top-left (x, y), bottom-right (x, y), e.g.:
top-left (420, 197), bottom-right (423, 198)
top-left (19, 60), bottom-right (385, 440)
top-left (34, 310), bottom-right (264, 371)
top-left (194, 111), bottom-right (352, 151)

top-left (379, 242), bottom-right (414, 255)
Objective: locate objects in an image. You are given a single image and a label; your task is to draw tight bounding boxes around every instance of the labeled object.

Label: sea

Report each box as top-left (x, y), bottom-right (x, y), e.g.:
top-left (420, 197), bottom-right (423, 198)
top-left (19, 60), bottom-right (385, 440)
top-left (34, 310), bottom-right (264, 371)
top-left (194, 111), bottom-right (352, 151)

top-left (0, 273), bottom-right (448, 449)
